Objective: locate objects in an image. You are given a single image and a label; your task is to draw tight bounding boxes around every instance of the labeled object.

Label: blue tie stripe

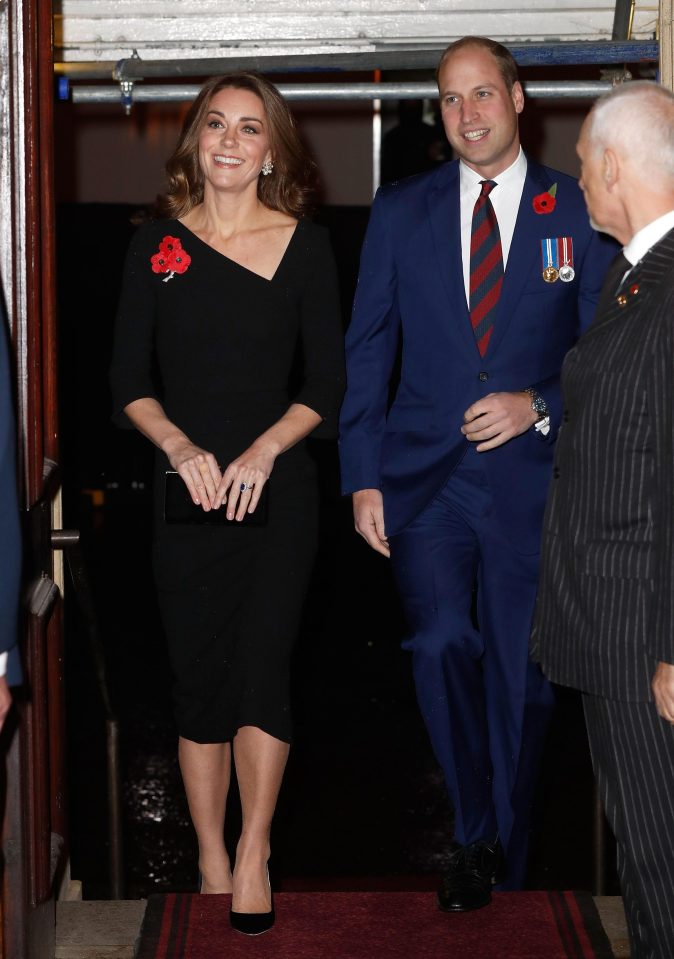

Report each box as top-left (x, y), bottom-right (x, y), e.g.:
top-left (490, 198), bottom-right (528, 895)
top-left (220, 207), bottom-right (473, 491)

top-left (470, 229), bottom-right (501, 284)
top-left (471, 259), bottom-right (503, 308)
top-left (473, 302), bottom-right (500, 342)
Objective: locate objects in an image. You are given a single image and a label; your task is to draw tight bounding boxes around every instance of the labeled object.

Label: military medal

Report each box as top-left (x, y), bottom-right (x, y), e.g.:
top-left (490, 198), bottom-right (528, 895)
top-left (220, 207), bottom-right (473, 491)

top-left (558, 237), bottom-right (575, 282)
top-left (541, 238), bottom-right (559, 282)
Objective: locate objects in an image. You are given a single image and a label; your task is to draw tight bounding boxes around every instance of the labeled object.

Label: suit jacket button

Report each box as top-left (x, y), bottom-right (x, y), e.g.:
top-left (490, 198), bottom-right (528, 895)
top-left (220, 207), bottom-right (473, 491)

top-left (563, 409), bottom-right (570, 422)
top-left (478, 372), bottom-right (489, 382)
top-left (553, 467), bottom-right (560, 479)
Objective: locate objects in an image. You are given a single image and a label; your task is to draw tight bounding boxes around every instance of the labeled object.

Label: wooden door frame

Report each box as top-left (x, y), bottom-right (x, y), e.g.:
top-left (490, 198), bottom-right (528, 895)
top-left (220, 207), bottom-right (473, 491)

top-left (0, 1), bottom-right (66, 957)
top-left (0, 0), bottom-right (670, 954)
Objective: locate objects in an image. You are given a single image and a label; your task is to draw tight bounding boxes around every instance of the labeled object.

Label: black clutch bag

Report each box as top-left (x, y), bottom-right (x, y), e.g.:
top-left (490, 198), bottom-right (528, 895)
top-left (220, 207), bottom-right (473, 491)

top-left (163, 471), bottom-right (269, 527)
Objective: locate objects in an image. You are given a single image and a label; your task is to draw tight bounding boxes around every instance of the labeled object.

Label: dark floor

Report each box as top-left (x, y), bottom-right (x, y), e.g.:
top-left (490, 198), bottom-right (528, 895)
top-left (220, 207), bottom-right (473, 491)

top-left (58, 202), bottom-right (619, 904)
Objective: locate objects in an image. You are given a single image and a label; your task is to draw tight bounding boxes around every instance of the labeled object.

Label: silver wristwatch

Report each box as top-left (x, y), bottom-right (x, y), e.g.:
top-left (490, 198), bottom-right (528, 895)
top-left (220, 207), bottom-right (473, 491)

top-left (524, 387), bottom-right (550, 436)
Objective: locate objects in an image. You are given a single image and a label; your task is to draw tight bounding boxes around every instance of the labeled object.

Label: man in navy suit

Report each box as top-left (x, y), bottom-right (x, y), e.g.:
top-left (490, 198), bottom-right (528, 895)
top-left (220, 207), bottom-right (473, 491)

top-left (338, 36), bottom-right (617, 910)
top-left (0, 292), bottom-right (22, 732)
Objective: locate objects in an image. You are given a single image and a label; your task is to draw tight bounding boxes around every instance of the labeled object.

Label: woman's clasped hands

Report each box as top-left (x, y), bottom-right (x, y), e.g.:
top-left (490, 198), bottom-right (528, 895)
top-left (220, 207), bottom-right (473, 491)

top-left (170, 440), bottom-right (272, 521)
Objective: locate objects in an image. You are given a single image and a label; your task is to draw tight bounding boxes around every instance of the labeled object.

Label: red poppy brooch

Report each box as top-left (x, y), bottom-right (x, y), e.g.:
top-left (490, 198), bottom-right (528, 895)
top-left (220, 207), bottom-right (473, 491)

top-left (151, 235), bottom-right (191, 282)
top-left (533, 183), bottom-right (557, 214)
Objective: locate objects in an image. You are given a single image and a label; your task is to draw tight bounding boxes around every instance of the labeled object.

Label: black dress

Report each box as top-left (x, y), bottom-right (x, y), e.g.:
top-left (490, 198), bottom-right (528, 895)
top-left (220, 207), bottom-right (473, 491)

top-left (110, 217), bottom-right (345, 744)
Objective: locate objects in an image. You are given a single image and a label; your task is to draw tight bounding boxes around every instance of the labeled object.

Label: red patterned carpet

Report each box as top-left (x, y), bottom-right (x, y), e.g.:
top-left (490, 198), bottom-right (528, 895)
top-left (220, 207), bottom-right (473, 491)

top-left (136, 890), bottom-right (614, 959)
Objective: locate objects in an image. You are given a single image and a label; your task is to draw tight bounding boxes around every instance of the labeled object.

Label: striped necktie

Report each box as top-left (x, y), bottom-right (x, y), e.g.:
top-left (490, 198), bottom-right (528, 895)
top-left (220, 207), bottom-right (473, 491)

top-left (469, 179), bottom-right (504, 356)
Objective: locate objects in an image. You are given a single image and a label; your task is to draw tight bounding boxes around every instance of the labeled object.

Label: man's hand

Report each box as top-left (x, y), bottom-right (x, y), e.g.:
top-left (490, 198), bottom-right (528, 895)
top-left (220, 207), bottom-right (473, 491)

top-left (461, 391), bottom-right (537, 451)
top-left (0, 676), bottom-right (12, 733)
top-left (652, 661), bottom-right (674, 723)
top-left (353, 489), bottom-right (390, 557)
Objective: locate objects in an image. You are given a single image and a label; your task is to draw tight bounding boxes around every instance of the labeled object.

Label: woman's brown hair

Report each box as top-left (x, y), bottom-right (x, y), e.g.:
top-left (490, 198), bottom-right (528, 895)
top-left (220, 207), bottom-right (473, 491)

top-left (159, 71), bottom-right (317, 219)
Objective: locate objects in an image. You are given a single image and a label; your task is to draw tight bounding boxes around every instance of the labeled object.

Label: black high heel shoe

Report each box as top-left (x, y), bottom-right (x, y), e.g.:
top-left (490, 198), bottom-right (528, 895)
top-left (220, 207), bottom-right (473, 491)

top-left (230, 865), bottom-right (275, 935)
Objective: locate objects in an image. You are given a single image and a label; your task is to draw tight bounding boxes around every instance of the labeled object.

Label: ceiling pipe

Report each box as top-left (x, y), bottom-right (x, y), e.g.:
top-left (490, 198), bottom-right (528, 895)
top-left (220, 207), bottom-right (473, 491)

top-left (68, 79), bottom-right (626, 108)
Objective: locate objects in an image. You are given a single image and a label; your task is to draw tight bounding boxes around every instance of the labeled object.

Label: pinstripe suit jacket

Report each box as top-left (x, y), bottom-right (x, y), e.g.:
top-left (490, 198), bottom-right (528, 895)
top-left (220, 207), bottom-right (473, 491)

top-left (530, 227), bottom-right (674, 702)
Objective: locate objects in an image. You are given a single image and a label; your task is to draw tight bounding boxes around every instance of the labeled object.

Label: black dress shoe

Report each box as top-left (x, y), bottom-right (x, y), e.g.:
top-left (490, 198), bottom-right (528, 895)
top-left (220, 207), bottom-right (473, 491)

top-left (437, 838), bottom-right (505, 913)
top-left (230, 865), bottom-right (275, 936)
top-left (229, 906), bottom-right (275, 936)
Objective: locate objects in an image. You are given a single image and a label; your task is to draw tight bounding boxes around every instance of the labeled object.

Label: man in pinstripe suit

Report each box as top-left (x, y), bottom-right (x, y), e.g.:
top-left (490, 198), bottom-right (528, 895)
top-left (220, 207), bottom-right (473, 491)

top-left (531, 81), bottom-right (674, 959)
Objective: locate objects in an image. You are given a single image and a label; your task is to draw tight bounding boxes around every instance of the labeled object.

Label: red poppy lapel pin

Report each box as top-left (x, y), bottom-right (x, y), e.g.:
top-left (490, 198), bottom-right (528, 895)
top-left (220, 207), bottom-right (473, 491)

top-left (533, 183), bottom-right (557, 214)
top-left (151, 235), bottom-right (191, 282)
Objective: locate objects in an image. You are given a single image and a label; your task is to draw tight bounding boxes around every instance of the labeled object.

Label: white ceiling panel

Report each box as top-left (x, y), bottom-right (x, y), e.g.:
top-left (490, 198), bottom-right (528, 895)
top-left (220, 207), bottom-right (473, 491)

top-left (55, 0), bottom-right (658, 62)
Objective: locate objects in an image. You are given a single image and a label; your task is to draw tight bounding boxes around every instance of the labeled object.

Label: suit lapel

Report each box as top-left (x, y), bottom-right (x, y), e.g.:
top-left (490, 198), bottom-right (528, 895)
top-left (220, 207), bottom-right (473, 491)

top-left (638, 226), bottom-right (674, 285)
top-left (583, 227), bottom-right (674, 339)
top-left (485, 161), bottom-right (552, 357)
top-left (582, 252), bottom-right (632, 337)
top-left (426, 162), bottom-right (480, 357)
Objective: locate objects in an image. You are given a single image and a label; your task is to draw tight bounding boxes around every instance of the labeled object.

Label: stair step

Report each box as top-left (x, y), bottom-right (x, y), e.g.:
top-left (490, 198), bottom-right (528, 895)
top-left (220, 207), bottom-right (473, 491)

top-left (54, 894), bottom-right (629, 959)
top-left (55, 899), bottom-right (146, 959)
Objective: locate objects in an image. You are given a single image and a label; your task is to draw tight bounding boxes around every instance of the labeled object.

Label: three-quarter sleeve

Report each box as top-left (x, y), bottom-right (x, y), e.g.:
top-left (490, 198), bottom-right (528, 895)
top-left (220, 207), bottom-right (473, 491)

top-left (109, 224), bottom-right (161, 427)
top-left (292, 223), bottom-right (346, 438)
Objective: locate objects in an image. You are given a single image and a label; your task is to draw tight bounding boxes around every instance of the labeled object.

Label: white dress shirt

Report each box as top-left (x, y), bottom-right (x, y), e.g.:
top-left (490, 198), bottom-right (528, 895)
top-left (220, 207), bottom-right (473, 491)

top-left (623, 209), bottom-right (674, 271)
top-left (0, 652), bottom-right (7, 678)
top-left (459, 147), bottom-right (528, 304)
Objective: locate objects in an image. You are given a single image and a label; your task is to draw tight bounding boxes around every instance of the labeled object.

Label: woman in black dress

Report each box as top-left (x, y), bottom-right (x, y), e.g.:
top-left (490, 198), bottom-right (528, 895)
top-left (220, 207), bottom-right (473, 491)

top-left (110, 72), bottom-right (345, 934)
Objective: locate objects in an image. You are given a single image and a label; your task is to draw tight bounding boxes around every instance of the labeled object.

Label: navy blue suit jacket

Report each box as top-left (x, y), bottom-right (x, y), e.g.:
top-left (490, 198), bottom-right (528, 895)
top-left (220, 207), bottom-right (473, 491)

top-left (339, 157), bottom-right (618, 553)
top-left (0, 297), bottom-right (22, 686)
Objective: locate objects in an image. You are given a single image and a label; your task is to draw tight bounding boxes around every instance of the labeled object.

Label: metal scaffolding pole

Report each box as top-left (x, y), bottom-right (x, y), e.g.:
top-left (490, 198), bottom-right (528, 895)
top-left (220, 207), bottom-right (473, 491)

top-left (612, 0), bottom-right (636, 41)
top-left (68, 79), bottom-right (623, 108)
top-left (661, 0), bottom-right (674, 88)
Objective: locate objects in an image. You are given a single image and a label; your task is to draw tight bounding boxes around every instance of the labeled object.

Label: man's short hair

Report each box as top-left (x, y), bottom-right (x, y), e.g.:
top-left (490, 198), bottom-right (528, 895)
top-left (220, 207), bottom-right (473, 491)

top-left (436, 37), bottom-right (519, 90)
top-left (587, 81), bottom-right (674, 182)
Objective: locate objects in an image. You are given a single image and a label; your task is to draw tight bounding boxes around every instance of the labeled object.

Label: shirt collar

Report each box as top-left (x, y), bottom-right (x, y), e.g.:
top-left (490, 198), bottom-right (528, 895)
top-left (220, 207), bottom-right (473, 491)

top-left (623, 210), bottom-right (674, 267)
top-left (459, 146), bottom-right (527, 194)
